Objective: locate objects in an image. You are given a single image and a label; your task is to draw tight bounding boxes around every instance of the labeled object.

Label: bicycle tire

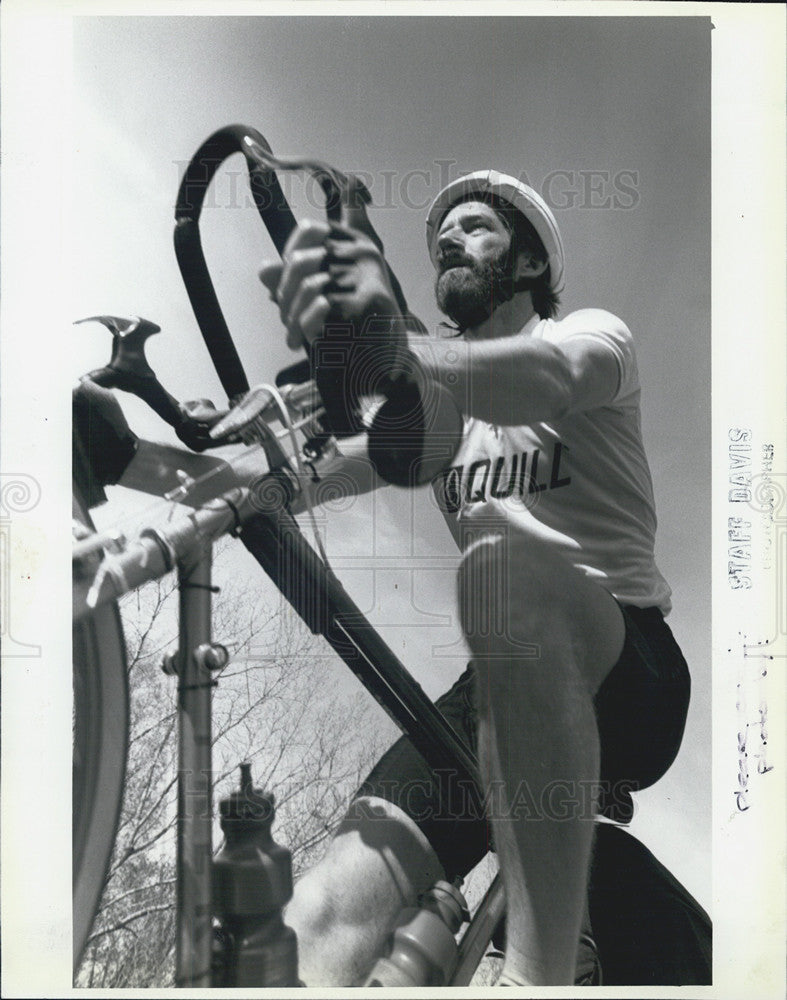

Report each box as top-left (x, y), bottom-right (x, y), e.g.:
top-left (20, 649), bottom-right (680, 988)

top-left (72, 491), bottom-right (129, 974)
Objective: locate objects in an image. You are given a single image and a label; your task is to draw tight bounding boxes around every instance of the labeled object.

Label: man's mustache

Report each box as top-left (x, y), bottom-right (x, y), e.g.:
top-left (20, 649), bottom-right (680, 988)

top-left (436, 250), bottom-right (473, 272)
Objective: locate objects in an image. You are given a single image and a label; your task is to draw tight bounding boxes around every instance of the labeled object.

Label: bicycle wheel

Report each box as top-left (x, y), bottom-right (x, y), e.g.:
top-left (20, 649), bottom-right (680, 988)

top-left (72, 490), bottom-right (129, 973)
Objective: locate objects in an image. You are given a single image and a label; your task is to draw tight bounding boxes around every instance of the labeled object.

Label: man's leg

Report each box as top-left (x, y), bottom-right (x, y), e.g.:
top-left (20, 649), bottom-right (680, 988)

top-left (285, 796), bottom-right (445, 986)
top-left (458, 527), bottom-right (625, 986)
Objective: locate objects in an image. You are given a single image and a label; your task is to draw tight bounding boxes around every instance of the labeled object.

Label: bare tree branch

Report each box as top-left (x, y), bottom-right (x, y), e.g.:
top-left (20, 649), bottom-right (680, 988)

top-left (77, 557), bottom-right (384, 989)
top-left (85, 903), bottom-right (174, 946)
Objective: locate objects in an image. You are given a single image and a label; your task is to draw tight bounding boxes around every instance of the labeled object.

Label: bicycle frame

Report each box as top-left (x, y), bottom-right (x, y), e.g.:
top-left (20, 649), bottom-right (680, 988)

top-left (74, 437), bottom-right (502, 985)
top-left (73, 124), bottom-right (504, 986)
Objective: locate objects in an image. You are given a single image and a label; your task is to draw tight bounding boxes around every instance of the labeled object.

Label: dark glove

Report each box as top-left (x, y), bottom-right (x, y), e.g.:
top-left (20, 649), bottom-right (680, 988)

top-left (312, 223), bottom-right (411, 435)
top-left (176, 398), bottom-right (230, 450)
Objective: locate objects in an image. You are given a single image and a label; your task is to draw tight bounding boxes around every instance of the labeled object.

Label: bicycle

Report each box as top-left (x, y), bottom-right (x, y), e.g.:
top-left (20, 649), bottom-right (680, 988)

top-left (72, 124), bottom-right (712, 988)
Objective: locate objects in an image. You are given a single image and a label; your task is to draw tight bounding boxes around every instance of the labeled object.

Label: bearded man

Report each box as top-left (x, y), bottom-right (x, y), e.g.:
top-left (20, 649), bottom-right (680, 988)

top-left (259, 171), bottom-right (690, 987)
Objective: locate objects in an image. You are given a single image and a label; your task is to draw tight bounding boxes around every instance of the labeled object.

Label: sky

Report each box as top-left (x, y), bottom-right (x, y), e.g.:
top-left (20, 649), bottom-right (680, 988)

top-left (2, 4), bottom-right (785, 995)
top-left (68, 13), bottom-right (712, 904)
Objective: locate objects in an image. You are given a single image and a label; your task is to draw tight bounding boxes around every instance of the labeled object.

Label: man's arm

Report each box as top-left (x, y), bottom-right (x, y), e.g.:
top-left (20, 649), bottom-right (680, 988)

top-left (406, 324), bottom-right (623, 427)
top-left (73, 379), bottom-right (382, 518)
top-left (259, 222), bottom-right (623, 430)
top-left (113, 433), bottom-right (382, 515)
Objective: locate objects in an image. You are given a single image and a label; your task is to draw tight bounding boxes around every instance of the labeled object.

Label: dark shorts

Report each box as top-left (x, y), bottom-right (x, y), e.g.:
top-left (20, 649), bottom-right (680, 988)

top-left (356, 604), bottom-right (691, 880)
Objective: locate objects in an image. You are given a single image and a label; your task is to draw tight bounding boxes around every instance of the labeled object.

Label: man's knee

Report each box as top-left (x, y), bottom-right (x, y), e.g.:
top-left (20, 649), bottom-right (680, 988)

top-left (457, 531), bottom-right (555, 653)
top-left (289, 796), bottom-right (444, 930)
top-left (286, 797), bottom-right (445, 985)
top-left (337, 796), bottom-right (446, 894)
top-left (457, 528), bottom-right (624, 688)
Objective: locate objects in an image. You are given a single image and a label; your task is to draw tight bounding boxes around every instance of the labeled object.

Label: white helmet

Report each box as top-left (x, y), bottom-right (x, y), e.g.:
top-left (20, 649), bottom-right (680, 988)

top-left (425, 170), bottom-right (565, 294)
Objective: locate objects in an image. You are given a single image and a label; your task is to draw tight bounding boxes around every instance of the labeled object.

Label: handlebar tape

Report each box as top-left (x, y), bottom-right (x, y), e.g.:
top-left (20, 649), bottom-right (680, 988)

top-left (174, 124), bottom-right (425, 415)
top-left (174, 125), bottom-right (298, 400)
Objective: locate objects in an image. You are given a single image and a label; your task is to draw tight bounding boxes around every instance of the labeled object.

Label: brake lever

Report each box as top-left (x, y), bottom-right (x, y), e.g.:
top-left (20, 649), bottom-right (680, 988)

top-left (75, 315), bottom-right (225, 453)
top-left (209, 381), bottom-right (323, 442)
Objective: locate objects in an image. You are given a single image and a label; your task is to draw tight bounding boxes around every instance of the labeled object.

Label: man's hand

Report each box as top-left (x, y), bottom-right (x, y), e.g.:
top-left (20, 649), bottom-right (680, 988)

top-left (177, 398), bottom-right (232, 450)
top-left (260, 218), bottom-right (413, 436)
top-left (259, 218), bottom-right (402, 352)
top-left (259, 220), bottom-right (332, 350)
top-left (259, 216), bottom-right (462, 481)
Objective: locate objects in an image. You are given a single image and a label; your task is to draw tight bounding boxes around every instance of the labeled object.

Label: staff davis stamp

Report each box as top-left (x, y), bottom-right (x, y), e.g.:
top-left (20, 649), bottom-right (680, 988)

top-left (725, 428), bottom-right (785, 814)
top-left (727, 427), bottom-right (755, 589)
top-left (726, 429), bottom-right (782, 590)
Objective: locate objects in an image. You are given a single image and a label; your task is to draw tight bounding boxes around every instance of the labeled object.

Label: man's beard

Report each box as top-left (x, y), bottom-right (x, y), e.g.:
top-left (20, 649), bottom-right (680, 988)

top-left (434, 246), bottom-right (514, 331)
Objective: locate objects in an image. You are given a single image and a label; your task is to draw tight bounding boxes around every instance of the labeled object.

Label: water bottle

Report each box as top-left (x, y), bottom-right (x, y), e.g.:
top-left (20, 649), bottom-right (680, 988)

top-left (212, 763), bottom-right (298, 987)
